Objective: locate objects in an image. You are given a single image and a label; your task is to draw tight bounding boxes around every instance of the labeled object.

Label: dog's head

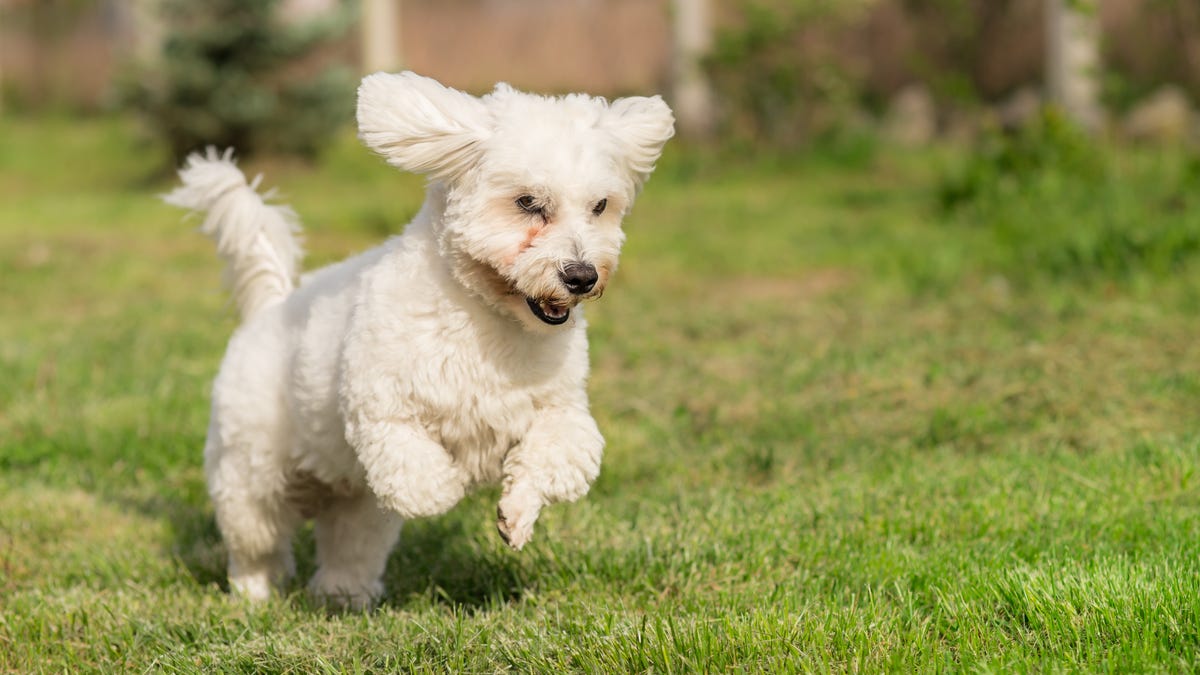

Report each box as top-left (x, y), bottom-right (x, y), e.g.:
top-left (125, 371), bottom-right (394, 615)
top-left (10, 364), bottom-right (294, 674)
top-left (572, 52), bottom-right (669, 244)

top-left (357, 72), bottom-right (674, 332)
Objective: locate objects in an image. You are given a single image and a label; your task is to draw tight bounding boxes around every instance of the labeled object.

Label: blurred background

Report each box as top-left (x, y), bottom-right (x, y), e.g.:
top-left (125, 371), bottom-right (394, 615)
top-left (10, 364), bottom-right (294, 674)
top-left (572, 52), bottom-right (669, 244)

top-left (7, 4), bottom-right (1200, 669)
top-left (1, 0), bottom-right (1197, 157)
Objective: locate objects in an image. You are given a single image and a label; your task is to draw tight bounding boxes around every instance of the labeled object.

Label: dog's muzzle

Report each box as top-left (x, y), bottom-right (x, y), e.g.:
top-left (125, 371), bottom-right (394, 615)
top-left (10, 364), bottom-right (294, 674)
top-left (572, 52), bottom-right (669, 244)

top-left (522, 262), bottom-right (602, 325)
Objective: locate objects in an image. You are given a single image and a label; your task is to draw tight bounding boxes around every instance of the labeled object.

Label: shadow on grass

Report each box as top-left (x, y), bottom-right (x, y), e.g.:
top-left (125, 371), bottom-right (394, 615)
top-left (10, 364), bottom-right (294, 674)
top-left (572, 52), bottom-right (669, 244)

top-left (377, 508), bottom-right (534, 611)
top-left (120, 491), bottom-right (229, 591)
top-left (125, 489), bottom-right (533, 611)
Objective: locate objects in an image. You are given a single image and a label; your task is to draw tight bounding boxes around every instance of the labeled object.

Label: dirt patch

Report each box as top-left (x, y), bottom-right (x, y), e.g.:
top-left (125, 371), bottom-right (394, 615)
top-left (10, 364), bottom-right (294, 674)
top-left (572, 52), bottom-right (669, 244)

top-left (708, 268), bottom-right (854, 305)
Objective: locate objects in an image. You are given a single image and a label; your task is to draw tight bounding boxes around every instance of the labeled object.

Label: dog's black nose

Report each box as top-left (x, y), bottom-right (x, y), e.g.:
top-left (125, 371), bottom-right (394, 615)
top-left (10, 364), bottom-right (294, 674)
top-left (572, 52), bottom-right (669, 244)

top-left (560, 262), bottom-right (598, 295)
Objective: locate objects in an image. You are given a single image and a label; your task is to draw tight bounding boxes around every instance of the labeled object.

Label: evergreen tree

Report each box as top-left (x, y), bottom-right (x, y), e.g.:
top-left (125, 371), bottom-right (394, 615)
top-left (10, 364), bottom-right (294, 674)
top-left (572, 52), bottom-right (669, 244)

top-left (126, 0), bottom-right (356, 162)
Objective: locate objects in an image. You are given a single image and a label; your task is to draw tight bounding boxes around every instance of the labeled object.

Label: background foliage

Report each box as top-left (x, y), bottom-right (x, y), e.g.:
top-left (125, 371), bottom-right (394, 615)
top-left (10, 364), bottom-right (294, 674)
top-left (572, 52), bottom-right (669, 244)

top-left (704, 0), bottom-right (875, 148)
top-left (939, 109), bottom-right (1200, 284)
top-left (704, 0), bottom-right (1200, 148)
top-left (121, 0), bottom-right (356, 162)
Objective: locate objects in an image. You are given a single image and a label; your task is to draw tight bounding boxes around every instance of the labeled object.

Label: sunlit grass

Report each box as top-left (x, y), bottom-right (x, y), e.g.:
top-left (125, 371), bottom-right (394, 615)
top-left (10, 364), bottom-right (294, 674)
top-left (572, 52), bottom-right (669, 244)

top-left (2, 115), bottom-right (1200, 671)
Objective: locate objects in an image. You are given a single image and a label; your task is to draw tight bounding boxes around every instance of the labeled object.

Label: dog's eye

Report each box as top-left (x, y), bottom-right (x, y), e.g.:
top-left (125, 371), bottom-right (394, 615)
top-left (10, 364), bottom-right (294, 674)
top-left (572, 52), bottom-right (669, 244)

top-left (592, 199), bottom-right (607, 216)
top-left (516, 195), bottom-right (542, 214)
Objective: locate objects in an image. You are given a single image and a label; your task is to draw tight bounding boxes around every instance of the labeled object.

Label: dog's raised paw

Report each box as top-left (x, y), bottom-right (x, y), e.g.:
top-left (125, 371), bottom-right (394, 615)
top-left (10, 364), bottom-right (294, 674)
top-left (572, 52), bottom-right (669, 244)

top-left (496, 488), bottom-right (542, 551)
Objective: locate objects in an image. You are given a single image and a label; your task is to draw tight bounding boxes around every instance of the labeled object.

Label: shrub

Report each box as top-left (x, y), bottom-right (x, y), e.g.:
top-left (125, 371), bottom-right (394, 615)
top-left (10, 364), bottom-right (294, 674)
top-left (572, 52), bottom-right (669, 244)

top-left (704, 0), bottom-right (877, 150)
top-left (122, 0), bottom-right (356, 163)
top-left (938, 107), bottom-right (1107, 211)
top-left (939, 109), bottom-right (1200, 284)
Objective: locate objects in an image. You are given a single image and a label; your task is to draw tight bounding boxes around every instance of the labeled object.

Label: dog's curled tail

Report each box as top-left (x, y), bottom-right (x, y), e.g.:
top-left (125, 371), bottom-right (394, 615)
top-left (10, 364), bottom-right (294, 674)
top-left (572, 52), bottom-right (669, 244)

top-left (164, 148), bottom-right (303, 319)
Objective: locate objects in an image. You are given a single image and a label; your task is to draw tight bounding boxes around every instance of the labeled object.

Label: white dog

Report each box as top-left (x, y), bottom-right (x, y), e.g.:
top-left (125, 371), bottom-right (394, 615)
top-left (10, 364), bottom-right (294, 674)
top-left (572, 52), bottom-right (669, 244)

top-left (165, 72), bottom-right (674, 609)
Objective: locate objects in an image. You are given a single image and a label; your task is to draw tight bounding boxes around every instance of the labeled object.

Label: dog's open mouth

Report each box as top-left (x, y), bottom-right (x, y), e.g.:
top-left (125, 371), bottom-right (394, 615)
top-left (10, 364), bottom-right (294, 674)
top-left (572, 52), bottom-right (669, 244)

top-left (526, 297), bottom-right (570, 325)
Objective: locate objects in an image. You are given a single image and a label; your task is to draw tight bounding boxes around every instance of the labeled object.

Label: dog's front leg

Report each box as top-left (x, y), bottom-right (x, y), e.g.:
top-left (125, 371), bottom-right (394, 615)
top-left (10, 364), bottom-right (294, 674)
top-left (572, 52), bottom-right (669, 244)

top-left (354, 423), bottom-right (469, 519)
top-left (498, 405), bottom-right (604, 550)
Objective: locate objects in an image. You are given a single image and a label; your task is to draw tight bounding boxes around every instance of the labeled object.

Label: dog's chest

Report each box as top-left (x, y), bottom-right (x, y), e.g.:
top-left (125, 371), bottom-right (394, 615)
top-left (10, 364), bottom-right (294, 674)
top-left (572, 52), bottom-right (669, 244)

top-left (410, 353), bottom-right (546, 484)
top-left (430, 387), bottom-right (532, 483)
top-left (341, 252), bottom-right (584, 485)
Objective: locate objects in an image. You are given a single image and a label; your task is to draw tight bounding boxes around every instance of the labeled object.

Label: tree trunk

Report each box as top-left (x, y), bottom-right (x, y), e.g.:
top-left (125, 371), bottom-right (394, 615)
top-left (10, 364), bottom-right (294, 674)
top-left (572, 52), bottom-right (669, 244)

top-left (1045, 0), bottom-right (1103, 131)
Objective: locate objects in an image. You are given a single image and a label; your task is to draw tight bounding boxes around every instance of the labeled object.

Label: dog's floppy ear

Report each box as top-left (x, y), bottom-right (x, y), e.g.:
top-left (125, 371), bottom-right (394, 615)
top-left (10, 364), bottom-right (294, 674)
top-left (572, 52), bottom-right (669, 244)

top-left (604, 95), bottom-right (676, 191)
top-left (357, 71), bottom-right (491, 179)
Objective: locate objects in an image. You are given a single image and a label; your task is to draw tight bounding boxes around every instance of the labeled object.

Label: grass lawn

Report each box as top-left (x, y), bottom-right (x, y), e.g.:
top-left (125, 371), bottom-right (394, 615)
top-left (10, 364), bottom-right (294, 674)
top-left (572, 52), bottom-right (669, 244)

top-left (2, 115), bottom-right (1200, 672)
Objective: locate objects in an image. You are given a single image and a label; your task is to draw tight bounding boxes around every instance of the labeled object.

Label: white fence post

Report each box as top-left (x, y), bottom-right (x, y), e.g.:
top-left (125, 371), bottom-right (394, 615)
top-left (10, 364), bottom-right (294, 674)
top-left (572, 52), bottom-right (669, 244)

top-left (671, 0), bottom-right (716, 139)
top-left (1045, 0), bottom-right (1103, 131)
top-left (362, 0), bottom-right (402, 73)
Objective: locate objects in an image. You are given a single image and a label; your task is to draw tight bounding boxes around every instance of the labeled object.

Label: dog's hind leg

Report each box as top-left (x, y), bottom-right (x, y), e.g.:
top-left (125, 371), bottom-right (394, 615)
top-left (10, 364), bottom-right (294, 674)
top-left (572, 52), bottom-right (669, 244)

top-left (308, 492), bottom-right (403, 610)
top-left (217, 499), bottom-right (300, 602)
top-left (205, 414), bottom-right (301, 602)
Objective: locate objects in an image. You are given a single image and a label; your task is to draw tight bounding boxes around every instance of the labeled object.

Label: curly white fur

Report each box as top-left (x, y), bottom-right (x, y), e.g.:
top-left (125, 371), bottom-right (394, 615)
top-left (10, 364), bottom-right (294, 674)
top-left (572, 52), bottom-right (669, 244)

top-left (170, 71), bottom-right (674, 609)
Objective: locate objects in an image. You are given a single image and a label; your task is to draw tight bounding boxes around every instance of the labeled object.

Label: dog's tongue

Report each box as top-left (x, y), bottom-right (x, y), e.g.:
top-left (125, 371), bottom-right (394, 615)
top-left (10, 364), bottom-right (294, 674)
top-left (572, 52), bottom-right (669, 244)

top-left (539, 300), bottom-right (568, 320)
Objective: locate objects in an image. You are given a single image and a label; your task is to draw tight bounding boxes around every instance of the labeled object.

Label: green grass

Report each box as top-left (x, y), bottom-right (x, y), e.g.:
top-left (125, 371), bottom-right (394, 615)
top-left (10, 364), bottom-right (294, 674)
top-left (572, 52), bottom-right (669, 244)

top-left (3, 114), bottom-right (1200, 672)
